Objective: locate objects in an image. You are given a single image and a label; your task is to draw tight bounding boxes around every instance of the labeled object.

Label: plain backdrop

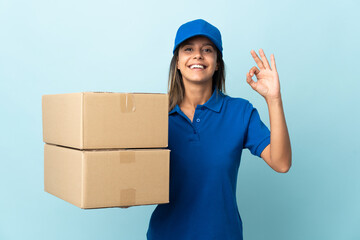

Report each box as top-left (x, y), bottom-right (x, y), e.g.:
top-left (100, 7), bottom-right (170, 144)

top-left (1, 0), bottom-right (359, 239)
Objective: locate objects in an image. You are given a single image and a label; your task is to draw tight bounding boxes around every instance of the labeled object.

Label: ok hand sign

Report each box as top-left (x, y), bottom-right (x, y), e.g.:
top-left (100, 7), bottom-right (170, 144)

top-left (246, 49), bottom-right (281, 101)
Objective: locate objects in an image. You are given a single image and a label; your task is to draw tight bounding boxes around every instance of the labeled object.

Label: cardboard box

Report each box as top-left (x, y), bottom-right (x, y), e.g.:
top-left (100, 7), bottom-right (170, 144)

top-left (44, 143), bottom-right (170, 209)
top-left (42, 92), bottom-right (168, 149)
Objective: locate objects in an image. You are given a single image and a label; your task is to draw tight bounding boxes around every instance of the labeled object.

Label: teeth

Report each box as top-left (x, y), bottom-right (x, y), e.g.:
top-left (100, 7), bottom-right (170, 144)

top-left (190, 65), bottom-right (204, 69)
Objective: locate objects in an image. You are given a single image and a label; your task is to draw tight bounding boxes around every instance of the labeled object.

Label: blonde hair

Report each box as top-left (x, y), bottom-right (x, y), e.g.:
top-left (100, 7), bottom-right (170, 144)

top-left (168, 46), bottom-right (226, 112)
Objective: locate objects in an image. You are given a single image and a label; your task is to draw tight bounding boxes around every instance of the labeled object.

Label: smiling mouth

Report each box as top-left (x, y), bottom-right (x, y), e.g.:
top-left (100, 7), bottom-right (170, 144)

top-left (189, 64), bottom-right (206, 70)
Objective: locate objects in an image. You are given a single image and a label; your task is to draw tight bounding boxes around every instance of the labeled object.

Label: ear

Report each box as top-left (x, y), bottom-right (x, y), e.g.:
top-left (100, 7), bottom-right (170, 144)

top-left (177, 57), bottom-right (180, 70)
top-left (215, 63), bottom-right (219, 71)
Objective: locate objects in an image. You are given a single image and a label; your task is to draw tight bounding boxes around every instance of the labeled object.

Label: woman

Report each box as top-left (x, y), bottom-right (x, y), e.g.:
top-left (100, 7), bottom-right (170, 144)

top-left (146, 19), bottom-right (292, 240)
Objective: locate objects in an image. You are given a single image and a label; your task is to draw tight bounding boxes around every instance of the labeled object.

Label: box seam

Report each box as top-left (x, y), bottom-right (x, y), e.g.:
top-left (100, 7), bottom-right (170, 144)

top-left (81, 151), bottom-right (85, 208)
top-left (81, 92), bottom-right (84, 149)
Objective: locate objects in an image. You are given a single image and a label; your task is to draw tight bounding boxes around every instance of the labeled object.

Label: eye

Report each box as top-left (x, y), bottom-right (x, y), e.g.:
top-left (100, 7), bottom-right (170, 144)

top-left (203, 48), bottom-right (213, 53)
top-left (184, 47), bottom-right (192, 51)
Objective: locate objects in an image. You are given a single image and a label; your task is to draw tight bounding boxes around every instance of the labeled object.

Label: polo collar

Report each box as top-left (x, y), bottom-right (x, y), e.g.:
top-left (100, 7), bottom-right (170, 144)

top-left (169, 104), bottom-right (180, 115)
top-left (169, 89), bottom-right (225, 115)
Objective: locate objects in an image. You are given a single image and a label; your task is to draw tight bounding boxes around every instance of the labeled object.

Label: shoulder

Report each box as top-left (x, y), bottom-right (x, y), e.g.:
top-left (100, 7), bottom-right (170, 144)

top-left (221, 93), bottom-right (258, 123)
top-left (221, 92), bottom-right (252, 110)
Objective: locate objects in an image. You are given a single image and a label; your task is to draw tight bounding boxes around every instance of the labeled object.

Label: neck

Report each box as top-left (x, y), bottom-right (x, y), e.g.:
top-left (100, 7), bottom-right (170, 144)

top-left (180, 80), bottom-right (213, 110)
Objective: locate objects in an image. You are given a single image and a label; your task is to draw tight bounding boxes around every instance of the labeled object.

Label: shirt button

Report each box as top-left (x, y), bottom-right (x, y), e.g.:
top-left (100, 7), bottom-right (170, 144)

top-left (196, 118), bottom-right (200, 123)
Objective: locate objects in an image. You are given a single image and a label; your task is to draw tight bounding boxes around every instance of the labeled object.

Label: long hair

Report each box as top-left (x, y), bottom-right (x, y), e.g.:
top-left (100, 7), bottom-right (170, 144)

top-left (168, 46), bottom-right (226, 112)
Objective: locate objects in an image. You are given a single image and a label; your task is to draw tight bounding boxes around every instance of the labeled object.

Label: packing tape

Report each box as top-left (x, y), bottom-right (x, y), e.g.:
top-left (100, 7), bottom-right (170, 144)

top-left (120, 188), bottom-right (136, 205)
top-left (119, 151), bottom-right (136, 205)
top-left (120, 93), bottom-right (136, 113)
top-left (119, 151), bottom-right (136, 163)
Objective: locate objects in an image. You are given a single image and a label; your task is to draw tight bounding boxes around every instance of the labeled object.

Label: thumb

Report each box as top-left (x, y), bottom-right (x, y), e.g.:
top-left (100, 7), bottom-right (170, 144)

top-left (246, 72), bottom-right (257, 90)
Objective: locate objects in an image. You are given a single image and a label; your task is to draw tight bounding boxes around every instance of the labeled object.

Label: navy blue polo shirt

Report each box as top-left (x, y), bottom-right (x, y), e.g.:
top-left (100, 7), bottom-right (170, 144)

top-left (147, 89), bottom-right (271, 240)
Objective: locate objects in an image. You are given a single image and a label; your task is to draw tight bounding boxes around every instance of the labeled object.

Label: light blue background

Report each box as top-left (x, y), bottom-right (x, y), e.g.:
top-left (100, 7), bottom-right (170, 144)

top-left (1, 0), bottom-right (359, 239)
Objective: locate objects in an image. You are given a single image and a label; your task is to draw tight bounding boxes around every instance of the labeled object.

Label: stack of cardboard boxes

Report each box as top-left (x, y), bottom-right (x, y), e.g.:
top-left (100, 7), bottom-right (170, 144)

top-left (42, 92), bottom-right (170, 209)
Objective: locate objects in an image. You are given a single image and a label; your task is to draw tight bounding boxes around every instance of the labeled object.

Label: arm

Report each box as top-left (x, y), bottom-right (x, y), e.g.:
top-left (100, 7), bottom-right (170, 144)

top-left (246, 49), bottom-right (292, 173)
top-left (261, 96), bottom-right (291, 173)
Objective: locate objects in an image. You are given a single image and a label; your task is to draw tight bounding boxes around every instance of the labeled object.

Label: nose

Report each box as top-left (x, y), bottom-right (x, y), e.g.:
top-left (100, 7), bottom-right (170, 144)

top-left (193, 48), bottom-right (203, 59)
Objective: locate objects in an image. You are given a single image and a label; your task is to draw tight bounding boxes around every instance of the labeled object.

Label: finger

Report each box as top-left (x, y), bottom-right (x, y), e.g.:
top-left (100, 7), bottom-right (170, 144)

top-left (250, 49), bottom-right (265, 70)
top-left (270, 54), bottom-right (277, 72)
top-left (249, 66), bottom-right (260, 77)
top-left (246, 72), bottom-right (257, 90)
top-left (259, 49), bottom-right (271, 70)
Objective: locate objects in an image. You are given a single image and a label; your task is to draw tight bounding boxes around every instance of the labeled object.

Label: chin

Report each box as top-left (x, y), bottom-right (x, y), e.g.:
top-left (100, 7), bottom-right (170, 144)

top-left (189, 75), bottom-right (211, 81)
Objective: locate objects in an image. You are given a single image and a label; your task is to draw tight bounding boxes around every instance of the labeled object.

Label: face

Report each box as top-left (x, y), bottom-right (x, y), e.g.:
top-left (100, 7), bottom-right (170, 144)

top-left (177, 36), bottom-right (218, 85)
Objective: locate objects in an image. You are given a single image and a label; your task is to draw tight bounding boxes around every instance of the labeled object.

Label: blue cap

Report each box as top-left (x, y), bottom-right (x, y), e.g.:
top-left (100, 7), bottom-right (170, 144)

top-left (173, 19), bottom-right (223, 55)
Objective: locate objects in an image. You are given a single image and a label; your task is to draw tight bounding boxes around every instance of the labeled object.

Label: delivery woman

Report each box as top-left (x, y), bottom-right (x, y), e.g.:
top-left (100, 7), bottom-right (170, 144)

top-left (146, 19), bottom-right (292, 240)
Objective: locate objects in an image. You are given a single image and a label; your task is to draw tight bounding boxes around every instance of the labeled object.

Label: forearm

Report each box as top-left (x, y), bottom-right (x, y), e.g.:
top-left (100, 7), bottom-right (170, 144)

top-left (266, 95), bottom-right (292, 171)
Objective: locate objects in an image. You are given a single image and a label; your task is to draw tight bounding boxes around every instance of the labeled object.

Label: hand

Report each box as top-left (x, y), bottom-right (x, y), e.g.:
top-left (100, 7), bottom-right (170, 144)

top-left (246, 49), bottom-right (281, 101)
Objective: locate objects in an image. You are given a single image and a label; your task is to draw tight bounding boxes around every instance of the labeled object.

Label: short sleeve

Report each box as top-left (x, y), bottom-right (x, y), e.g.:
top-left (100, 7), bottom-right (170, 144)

top-left (243, 101), bottom-right (270, 157)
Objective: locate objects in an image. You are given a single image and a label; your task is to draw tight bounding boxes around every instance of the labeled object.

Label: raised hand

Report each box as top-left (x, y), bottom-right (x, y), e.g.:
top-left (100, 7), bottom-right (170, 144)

top-left (246, 49), bottom-right (281, 101)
